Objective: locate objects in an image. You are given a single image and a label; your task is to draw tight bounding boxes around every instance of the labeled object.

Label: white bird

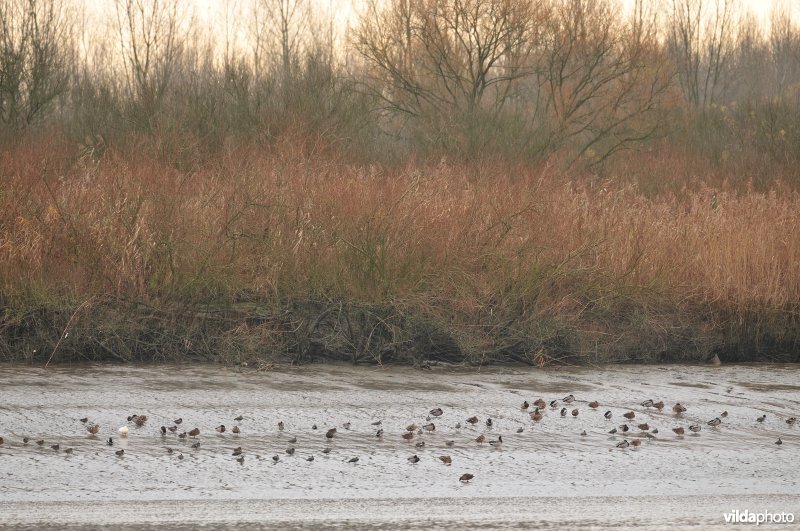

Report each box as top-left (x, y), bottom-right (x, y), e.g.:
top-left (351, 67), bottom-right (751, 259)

top-left (118, 426), bottom-right (129, 437)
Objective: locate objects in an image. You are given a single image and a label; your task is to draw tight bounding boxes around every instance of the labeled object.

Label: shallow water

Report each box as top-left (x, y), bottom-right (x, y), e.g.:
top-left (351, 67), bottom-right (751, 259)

top-left (0, 363), bottom-right (798, 529)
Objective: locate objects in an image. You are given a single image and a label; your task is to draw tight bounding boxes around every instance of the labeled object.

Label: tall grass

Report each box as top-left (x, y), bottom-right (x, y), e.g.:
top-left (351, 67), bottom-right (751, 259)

top-left (1, 132), bottom-right (798, 364)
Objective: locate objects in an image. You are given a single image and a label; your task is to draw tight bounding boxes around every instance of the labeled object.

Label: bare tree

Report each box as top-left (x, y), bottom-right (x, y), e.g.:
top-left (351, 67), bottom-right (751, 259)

top-left (0, 0), bottom-right (72, 128)
top-left (249, 0), bottom-right (312, 84)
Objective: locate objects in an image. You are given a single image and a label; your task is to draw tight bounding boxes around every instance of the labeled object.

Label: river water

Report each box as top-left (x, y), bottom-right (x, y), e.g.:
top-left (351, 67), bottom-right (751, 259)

top-left (0, 363), bottom-right (798, 529)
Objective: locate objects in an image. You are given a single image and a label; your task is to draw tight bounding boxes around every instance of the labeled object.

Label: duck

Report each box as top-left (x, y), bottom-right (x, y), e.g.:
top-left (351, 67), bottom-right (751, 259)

top-left (485, 418), bottom-right (493, 428)
top-left (604, 410), bottom-right (612, 419)
top-left (757, 415), bottom-right (766, 423)
top-left (439, 455), bottom-right (452, 465)
top-left (489, 436), bottom-right (503, 448)
top-left (188, 428), bottom-right (200, 437)
top-left (654, 401), bottom-right (665, 411)
top-left (430, 408), bottom-right (443, 417)
top-left (672, 403), bottom-right (687, 414)
top-left (406, 423), bottom-right (418, 432)
top-left (787, 417), bottom-right (797, 425)
top-left (589, 401), bottom-right (600, 409)
top-left (118, 426), bottom-right (129, 437)
top-left (36, 440), bottom-right (45, 446)
top-left (51, 444), bottom-right (60, 451)
top-left (376, 429), bottom-right (384, 438)
top-left (549, 400), bottom-right (559, 408)
top-left (521, 401), bottom-right (530, 410)
top-left (326, 428), bottom-right (337, 439)
top-left (775, 438), bottom-right (783, 445)
top-left (402, 432), bottom-right (414, 441)
top-left (516, 427), bottom-right (524, 433)
top-left (80, 417), bottom-right (89, 424)
top-left (177, 454), bottom-right (184, 460)
top-left (168, 426), bottom-right (178, 433)
top-left (466, 416), bottom-right (479, 425)
top-left (347, 457), bottom-right (359, 463)
top-left (0, 437), bottom-right (4, 445)
top-left (581, 430), bottom-right (587, 436)
top-left (459, 473), bottom-right (474, 482)
top-left (232, 426), bottom-right (241, 434)
top-left (630, 438), bottom-right (642, 447)
top-left (423, 423), bottom-right (435, 431)
top-left (215, 425), bottom-right (226, 433)
top-left (608, 428), bottom-right (618, 434)
top-left (445, 440), bottom-right (455, 447)
top-left (534, 399), bottom-right (546, 408)
top-left (191, 442), bottom-right (200, 450)
top-left (160, 426), bottom-right (167, 435)
top-left (616, 439), bottom-right (630, 448)
top-left (475, 434), bottom-right (486, 444)
top-left (288, 436), bottom-right (297, 443)
top-left (455, 423), bottom-right (462, 429)
top-left (619, 424), bottom-right (630, 433)
top-left (286, 447), bottom-right (295, 455)
top-left (530, 410), bottom-right (543, 422)
top-left (22, 437), bottom-right (29, 444)
top-left (278, 421), bottom-right (285, 431)
top-left (641, 399), bottom-right (654, 408)
top-left (560, 408), bottom-right (567, 417)
top-left (562, 394), bottom-right (575, 404)
top-left (638, 423), bottom-right (650, 431)
top-left (106, 437), bottom-right (113, 446)
top-left (173, 418), bottom-right (183, 425)
top-left (234, 415), bottom-right (244, 421)
top-left (135, 416), bottom-right (147, 427)
top-left (571, 409), bottom-right (579, 417)
top-left (707, 418), bottom-right (722, 427)
top-left (623, 411), bottom-right (635, 420)
top-left (232, 447), bottom-right (242, 456)
top-left (720, 411), bottom-right (728, 418)
top-left (322, 448), bottom-right (332, 454)
top-left (408, 455), bottom-right (420, 463)
top-left (371, 420), bottom-right (382, 426)
top-left (237, 456), bottom-right (245, 464)
top-left (343, 422), bottom-right (352, 430)
top-left (115, 449), bottom-right (124, 457)
top-left (688, 424), bottom-right (701, 433)
top-left (415, 441), bottom-right (425, 448)
top-left (272, 455), bottom-right (280, 463)
top-left (178, 432), bottom-right (187, 439)
top-left (306, 456), bottom-right (314, 461)
top-left (166, 447), bottom-right (173, 454)
top-left (672, 427), bottom-right (685, 435)
top-left (312, 425), bottom-right (318, 430)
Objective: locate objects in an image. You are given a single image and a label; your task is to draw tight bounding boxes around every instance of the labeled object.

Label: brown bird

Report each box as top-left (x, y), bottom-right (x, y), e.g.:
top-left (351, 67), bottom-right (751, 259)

top-left (51, 444), bottom-right (59, 451)
top-left (630, 438), bottom-right (642, 447)
top-left (588, 401), bottom-right (600, 409)
top-left (237, 456), bottom-right (245, 464)
top-left (326, 428), bottom-right (337, 439)
top-left (475, 434), bottom-right (486, 444)
top-left (672, 427), bottom-right (685, 435)
top-left (466, 416), bottom-right (479, 425)
top-left (188, 428), bottom-right (200, 437)
top-left (531, 410), bottom-right (543, 422)
top-left (439, 455), bottom-right (452, 465)
top-left (232, 447), bottom-right (242, 456)
top-left (571, 409), bottom-right (579, 417)
top-left (623, 411), bottom-right (636, 420)
top-left (638, 423), bottom-right (650, 431)
top-left (459, 473), bottom-right (474, 482)
top-left (654, 401), bottom-right (665, 410)
top-left (116, 449), bottom-right (124, 457)
top-left (232, 426), bottom-right (241, 434)
top-left (36, 440), bottom-right (45, 446)
top-left (178, 432), bottom-right (187, 439)
top-left (533, 399), bottom-right (546, 409)
top-left (402, 432), bottom-right (414, 441)
top-left (673, 403), bottom-right (687, 414)
top-left (191, 442), bottom-right (200, 449)
top-left (134, 416), bottom-right (147, 427)
top-left (406, 423), bottom-right (418, 432)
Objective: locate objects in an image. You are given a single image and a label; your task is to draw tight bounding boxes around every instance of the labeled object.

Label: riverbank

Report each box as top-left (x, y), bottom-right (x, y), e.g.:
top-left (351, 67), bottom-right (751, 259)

top-left (2, 137), bottom-right (799, 365)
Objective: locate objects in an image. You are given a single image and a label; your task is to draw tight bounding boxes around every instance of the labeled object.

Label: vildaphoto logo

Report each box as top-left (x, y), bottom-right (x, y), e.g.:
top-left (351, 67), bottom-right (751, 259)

top-left (723, 510), bottom-right (795, 525)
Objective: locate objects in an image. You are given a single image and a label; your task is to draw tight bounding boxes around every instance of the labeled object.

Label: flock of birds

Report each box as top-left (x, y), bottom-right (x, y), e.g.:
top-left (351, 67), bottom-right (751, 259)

top-left (0, 394), bottom-right (795, 483)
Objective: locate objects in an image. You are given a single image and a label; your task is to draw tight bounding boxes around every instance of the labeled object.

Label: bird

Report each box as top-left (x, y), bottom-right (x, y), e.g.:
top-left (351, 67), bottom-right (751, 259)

top-left (688, 424), bottom-right (701, 433)
top-left (22, 437), bottom-right (29, 444)
top-left (608, 428), bottom-right (618, 434)
top-left (286, 447), bottom-right (295, 455)
top-left (430, 408), bottom-right (443, 417)
top-left (106, 437), bottom-right (113, 446)
top-left (530, 410), bottom-right (543, 422)
top-left (641, 399), bottom-right (654, 408)
top-left (51, 444), bottom-right (59, 451)
top-left (439, 455), bottom-right (452, 465)
top-left (485, 418), bottom-right (493, 428)
top-left (549, 400), bottom-right (559, 408)
top-left (371, 420), bottom-right (382, 426)
top-left (707, 418), bottom-right (722, 427)
top-left (326, 428), bottom-right (337, 439)
top-left (445, 440), bottom-right (455, 447)
top-left (521, 401), bottom-right (530, 410)
top-left (562, 394), bottom-right (575, 404)
top-left (118, 426), bottom-right (129, 437)
top-left (423, 423), bottom-right (435, 431)
top-left (638, 423), bottom-right (650, 431)
top-left (188, 428), bottom-right (200, 437)
top-left (87, 423), bottom-right (100, 435)
top-left (115, 449), bottom-right (124, 457)
top-left (623, 411), bottom-right (635, 420)
top-left (616, 440), bottom-right (630, 448)
top-left (466, 416), bottom-right (479, 425)
top-left (673, 403), bottom-right (687, 414)
top-left (322, 448), bottom-right (331, 454)
top-left (652, 428), bottom-right (659, 434)
top-left (560, 408), bottom-right (567, 417)
top-left (80, 417), bottom-right (89, 424)
top-left (654, 401), bottom-right (665, 410)
top-left (459, 473), bottom-right (474, 482)
top-left (376, 429), bottom-right (384, 438)
top-left (288, 436), bottom-right (297, 443)
top-left (475, 434), bottom-right (485, 444)
top-left (343, 422), bottom-right (352, 430)
top-left (232, 447), bottom-right (242, 456)
top-left (191, 442), bottom-right (200, 449)
top-left (571, 409), bottom-right (579, 417)
top-left (408, 455), bottom-right (420, 463)
top-left (278, 421), bottom-right (285, 431)
top-left (237, 456), bottom-right (245, 464)
top-left (0, 437), bottom-right (4, 445)
top-left (720, 411), bottom-right (728, 418)
top-left (160, 426), bottom-right (167, 435)
top-left (589, 401), bottom-right (600, 409)
top-left (234, 415), bottom-right (244, 421)
top-left (757, 415), bottom-right (766, 423)
top-left (489, 436), bottom-right (503, 448)
top-left (581, 430), bottom-right (587, 436)
top-left (775, 438), bottom-right (783, 445)
top-left (619, 424), bottom-right (630, 433)
top-left (630, 438), bottom-right (642, 447)
top-left (215, 425), bottom-right (226, 433)
top-left (168, 426), bottom-right (178, 433)
top-left (402, 432), bottom-right (414, 441)
top-left (455, 423), bottom-right (462, 429)
top-left (232, 426), bottom-right (241, 434)
top-left (787, 418), bottom-right (797, 425)
top-left (178, 432), bottom-right (187, 439)
top-left (272, 455), bottom-right (279, 463)
top-left (36, 440), bottom-right (45, 446)
top-left (166, 447), bottom-right (173, 454)
top-left (604, 411), bottom-right (612, 420)
top-left (516, 427), bottom-right (524, 433)
top-left (306, 456), bottom-right (314, 461)
top-left (347, 457), bottom-right (359, 463)
top-left (406, 423), bottom-right (417, 432)
top-left (135, 416), bottom-right (147, 427)
top-left (174, 418), bottom-right (183, 425)
top-left (672, 427), bottom-right (685, 435)
top-left (534, 399), bottom-right (546, 408)
top-left (312, 425), bottom-right (318, 430)
top-left (177, 454), bottom-right (184, 460)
